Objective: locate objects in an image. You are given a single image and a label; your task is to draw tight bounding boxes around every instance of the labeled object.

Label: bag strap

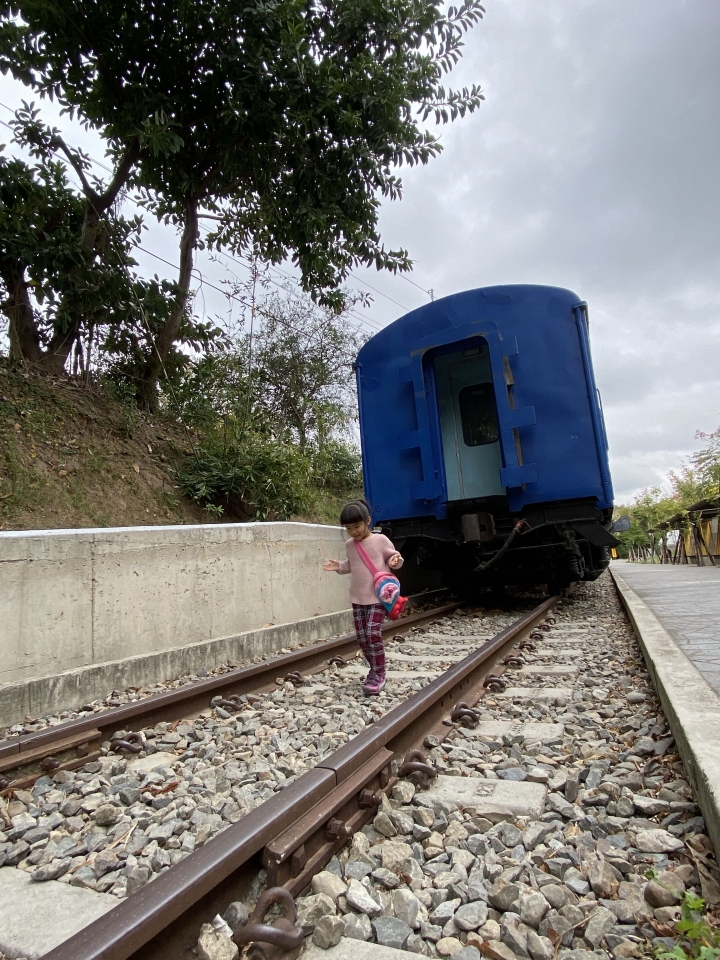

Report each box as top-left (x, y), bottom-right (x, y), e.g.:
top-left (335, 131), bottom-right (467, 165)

top-left (354, 538), bottom-right (380, 576)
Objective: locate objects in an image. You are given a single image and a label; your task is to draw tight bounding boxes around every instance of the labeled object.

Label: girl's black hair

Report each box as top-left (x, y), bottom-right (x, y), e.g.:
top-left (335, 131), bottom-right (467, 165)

top-left (340, 499), bottom-right (371, 525)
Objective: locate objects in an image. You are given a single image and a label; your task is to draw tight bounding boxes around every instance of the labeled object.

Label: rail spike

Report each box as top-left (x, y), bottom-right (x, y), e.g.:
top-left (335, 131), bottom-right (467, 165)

top-left (501, 654), bottom-right (524, 668)
top-left (451, 702), bottom-right (480, 728)
top-left (109, 731), bottom-right (144, 754)
top-left (399, 748), bottom-right (437, 788)
top-left (234, 886), bottom-right (304, 960)
top-left (211, 695), bottom-right (244, 712)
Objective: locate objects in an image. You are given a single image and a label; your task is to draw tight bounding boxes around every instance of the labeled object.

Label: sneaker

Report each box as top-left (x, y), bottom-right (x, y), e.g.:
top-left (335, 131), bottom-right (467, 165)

top-left (363, 676), bottom-right (386, 696)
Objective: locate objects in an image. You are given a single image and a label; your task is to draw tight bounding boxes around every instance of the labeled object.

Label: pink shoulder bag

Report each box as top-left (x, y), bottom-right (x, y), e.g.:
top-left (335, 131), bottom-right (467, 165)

top-left (354, 539), bottom-right (408, 620)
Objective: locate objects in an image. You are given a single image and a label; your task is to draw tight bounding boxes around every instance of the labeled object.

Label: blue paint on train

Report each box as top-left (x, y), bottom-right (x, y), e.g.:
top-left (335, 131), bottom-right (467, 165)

top-left (354, 284), bottom-right (615, 590)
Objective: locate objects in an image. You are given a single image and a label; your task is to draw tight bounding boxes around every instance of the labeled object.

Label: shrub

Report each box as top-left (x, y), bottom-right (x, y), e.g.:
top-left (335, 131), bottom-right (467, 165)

top-left (311, 441), bottom-right (363, 495)
top-left (653, 890), bottom-right (720, 960)
top-left (174, 433), bottom-right (312, 520)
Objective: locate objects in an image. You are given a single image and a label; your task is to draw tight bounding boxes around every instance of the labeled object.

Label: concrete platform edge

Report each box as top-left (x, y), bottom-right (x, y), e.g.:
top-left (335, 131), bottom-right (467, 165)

top-left (0, 607), bottom-right (353, 728)
top-left (611, 566), bottom-right (720, 859)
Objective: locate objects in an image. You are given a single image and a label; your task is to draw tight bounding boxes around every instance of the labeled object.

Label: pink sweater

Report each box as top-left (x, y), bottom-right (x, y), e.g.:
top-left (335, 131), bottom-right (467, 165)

top-left (336, 533), bottom-right (404, 606)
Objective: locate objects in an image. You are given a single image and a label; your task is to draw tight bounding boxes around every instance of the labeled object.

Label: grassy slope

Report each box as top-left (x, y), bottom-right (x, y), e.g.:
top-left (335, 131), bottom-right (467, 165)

top-left (0, 361), bottom-right (215, 531)
top-left (0, 362), bottom-right (351, 531)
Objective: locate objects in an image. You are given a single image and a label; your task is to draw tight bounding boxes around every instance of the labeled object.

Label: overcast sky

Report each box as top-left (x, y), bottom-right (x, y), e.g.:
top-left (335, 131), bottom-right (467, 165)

top-left (2, 0), bottom-right (719, 503)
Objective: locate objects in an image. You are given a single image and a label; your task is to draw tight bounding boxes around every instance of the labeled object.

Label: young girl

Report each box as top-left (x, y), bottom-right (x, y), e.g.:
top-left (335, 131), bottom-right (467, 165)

top-left (323, 499), bottom-right (403, 696)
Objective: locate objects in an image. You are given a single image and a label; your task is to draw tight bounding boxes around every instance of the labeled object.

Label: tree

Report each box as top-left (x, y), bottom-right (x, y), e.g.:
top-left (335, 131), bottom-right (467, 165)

top-left (171, 288), bottom-right (364, 518)
top-left (0, 152), bottom-right (80, 363)
top-left (685, 427), bottom-right (720, 501)
top-left (172, 287), bottom-right (364, 446)
top-left (1, 0), bottom-right (486, 401)
top-left (0, 146), bottom-right (219, 382)
top-left (0, 149), bottom-right (142, 370)
top-left (246, 293), bottom-right (365, 449)
top-left (1, 105), bottom-right (144, 373)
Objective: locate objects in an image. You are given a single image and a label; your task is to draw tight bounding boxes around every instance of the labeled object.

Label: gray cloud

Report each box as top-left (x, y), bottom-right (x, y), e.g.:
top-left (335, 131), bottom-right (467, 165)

top-left (353, 0), bottom-right (720, 501)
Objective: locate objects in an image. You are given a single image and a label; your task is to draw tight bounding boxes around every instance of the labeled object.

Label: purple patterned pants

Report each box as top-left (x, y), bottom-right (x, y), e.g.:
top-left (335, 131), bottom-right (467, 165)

top-left (352, 603), bottom-right (386, 680)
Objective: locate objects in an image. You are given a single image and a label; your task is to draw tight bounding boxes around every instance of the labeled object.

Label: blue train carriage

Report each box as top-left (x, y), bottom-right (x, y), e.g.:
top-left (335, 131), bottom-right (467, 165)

top-left (354, 284), bottom-right (618, 594)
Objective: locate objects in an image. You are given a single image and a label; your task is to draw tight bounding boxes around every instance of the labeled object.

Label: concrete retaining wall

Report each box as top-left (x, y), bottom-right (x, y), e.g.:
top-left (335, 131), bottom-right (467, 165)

top-left (0, 521), bottom-right (350, 701)
top-left (0, 607), bottom-right (355, 729)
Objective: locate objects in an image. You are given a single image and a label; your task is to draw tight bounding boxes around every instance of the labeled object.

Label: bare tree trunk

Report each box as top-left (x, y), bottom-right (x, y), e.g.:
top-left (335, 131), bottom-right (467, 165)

top-left (40, 206), bottom-right (101, 375)
top-left (84, 324), bottom-right (95, 383)
top-left (137, 196), bottom-right (199, 412)
top-left (2, 264), bottom-right (43, 364)
top-left (38, 142), bottom-right (140, 375)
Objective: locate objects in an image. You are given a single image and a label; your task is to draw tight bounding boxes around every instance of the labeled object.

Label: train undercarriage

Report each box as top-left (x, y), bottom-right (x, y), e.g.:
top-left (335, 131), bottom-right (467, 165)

top-left (380, 496), bottom-right (617, 597)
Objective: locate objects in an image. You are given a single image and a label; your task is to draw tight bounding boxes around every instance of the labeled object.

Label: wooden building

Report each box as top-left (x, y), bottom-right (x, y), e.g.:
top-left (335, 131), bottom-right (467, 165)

top-left (645, 499), bottom-right (720, 565)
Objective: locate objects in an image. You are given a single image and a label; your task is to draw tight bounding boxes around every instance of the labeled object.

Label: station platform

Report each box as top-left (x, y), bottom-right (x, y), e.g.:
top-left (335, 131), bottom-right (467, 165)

top-left (610, 561), bottom-right (720, 859)
top-left (611, 561), bottom-right (720, 696)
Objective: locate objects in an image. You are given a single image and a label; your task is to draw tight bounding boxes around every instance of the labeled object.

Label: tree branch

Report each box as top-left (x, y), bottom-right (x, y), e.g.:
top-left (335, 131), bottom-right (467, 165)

top-left (53, 137), bottom-right (99, 203)
top-left (95, 141), bottom-right (142, 213)
top-left (54, 135), bottom-right (140, 215)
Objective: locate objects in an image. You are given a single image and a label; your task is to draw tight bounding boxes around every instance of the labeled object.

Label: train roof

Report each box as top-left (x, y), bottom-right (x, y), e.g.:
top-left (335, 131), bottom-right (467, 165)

top-left (358, 283), bottom-right (582, 355)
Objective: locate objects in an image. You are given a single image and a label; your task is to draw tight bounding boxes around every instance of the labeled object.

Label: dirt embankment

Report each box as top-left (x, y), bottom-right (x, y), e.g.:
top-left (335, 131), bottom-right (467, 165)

top-left (0, 361), bottom-right (213, 531)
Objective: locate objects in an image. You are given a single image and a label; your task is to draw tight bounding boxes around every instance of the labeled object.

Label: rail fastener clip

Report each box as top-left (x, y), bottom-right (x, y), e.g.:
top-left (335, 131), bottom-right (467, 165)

top-left (234, 887), bottom-right (304, 960)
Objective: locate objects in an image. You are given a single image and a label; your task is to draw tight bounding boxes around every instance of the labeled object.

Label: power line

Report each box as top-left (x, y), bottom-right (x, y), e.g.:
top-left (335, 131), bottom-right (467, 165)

top-left (398, 271), bottom-right (436, 301)
top-left (207, 245), bottom-right (383, 338)
top-left (137, 243), bottom-right (380, 346)
top-left (205, 240), bottom-right (384, 335)
top-left (347, 271), bottom-right (411, 312)
top-left (263, 262), bottom-right (384, 332)
top-left (0, 98), bottom-right (387, 335)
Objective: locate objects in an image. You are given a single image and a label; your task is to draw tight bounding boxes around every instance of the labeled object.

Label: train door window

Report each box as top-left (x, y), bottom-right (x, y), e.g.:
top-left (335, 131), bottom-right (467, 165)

top-left (458, 383), bottom-right (499, 446)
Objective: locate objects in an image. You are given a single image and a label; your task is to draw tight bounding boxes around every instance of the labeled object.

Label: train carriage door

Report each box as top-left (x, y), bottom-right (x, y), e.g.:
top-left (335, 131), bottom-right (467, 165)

top-left (434, 345), bottom-right (505, 500)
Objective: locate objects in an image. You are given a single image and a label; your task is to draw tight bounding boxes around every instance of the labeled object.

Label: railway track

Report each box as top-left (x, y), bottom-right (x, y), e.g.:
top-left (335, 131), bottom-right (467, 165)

top-left (8, 594), bottom-right (555, 960)
top-left (0, 599), bottom-right (461, 793)
top-left (3, 579), bottom-right (709, 960)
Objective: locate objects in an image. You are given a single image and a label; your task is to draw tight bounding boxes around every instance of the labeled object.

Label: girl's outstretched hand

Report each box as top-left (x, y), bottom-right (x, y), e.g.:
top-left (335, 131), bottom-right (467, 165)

top-left (323, 559), bottom-right (341, 572)
top-left (389, 553), bottom-right (402, 569)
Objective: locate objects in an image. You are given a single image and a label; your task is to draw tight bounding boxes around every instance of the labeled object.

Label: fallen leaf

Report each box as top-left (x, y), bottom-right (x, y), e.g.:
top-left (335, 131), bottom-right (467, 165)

top-left (59, 469), bottom-right (68, 477)
top-left (132, 463), bottom-right (140, 473)
top-left (149, 780), bottom-right (179, 796)
top-left (687, 842), bottom-right (720, 904)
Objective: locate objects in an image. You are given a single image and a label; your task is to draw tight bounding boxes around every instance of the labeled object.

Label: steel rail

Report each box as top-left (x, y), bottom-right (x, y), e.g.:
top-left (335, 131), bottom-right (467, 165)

top-left (0, 601), bottom-right (460, 790)
top-left (41, 594), bottom-right (557, 960)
